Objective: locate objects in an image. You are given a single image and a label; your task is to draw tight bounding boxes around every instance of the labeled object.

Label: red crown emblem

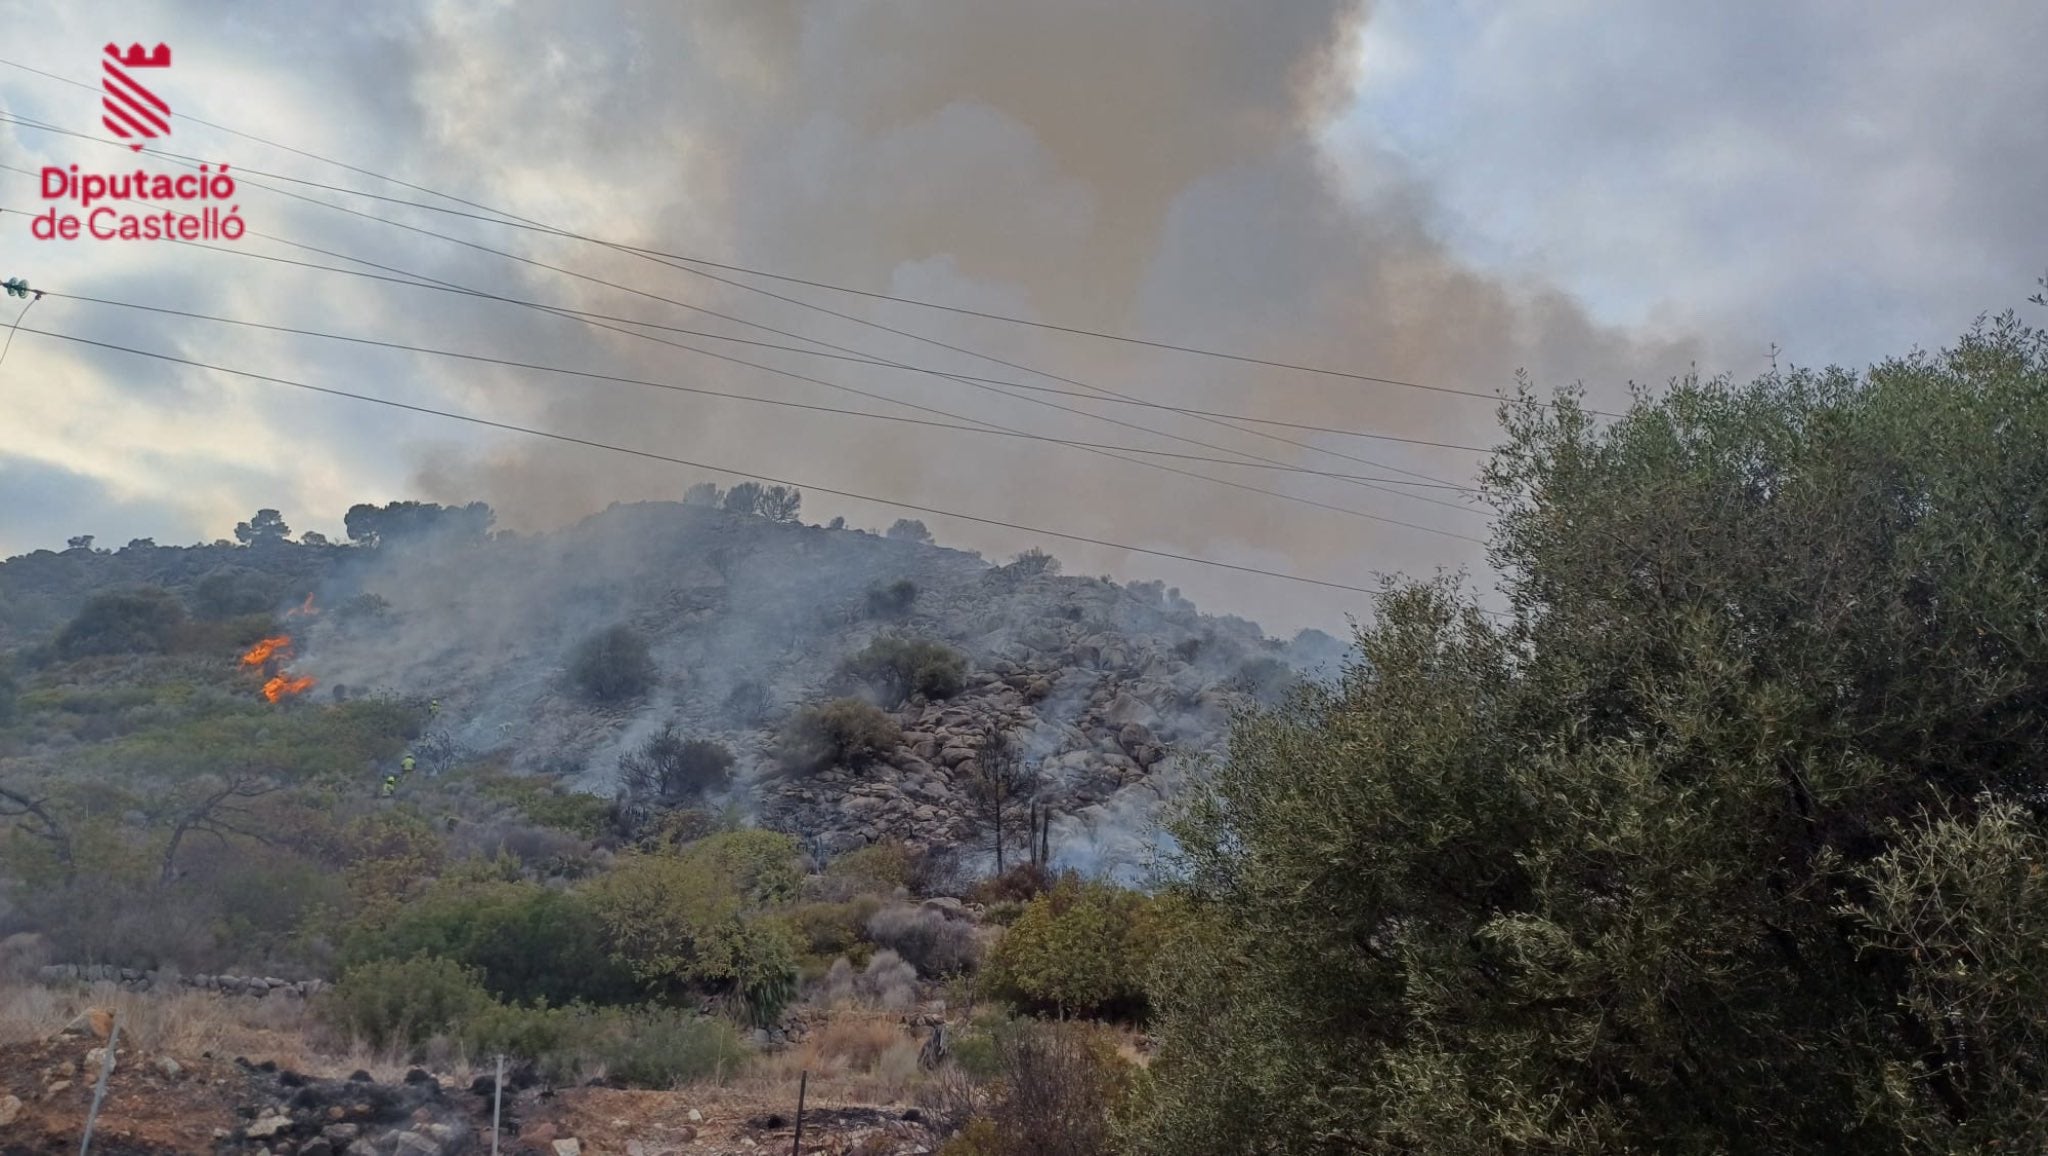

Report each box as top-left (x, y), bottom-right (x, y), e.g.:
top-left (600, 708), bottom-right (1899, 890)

top-left (102, 42), bottom-right (171, 151)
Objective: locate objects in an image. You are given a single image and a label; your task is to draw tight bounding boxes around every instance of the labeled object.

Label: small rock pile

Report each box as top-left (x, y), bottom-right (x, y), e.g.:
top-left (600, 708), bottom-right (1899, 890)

top-left (228, 1064), bottom-right (478, 1156)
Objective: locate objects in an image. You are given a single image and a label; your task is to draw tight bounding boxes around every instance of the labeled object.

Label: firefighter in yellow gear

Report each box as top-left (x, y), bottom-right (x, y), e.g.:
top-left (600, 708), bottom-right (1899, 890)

top-left (380, 774), bottom-right (399, 797)
top-left (401, 754), bottom-right (417, 776)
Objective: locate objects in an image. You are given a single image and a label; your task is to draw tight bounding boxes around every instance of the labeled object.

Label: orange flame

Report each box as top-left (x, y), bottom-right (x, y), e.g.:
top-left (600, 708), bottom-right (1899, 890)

top-left (285, 593), bottom-right (319, 619)
top-left (263, 674), bottom-right (317, 703)
top-left (241, 635), bottom-right (293, 667)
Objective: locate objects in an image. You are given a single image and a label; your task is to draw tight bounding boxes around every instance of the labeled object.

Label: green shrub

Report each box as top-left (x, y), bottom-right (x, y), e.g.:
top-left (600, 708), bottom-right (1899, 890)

top-left (587, 834), bottom-right (804, 1024)
top-left (190, 567), bottom-right (286, 619)
top-left (838, 638), bottom-right (965, 706)
top-left (824, 839), bottom-right (915, 895)
top-left (341, 881), bottom-right (638, 1007)
top-left (568, 624), bottom-right (657, 704)
top-left (885, 519), bottom-right (934, 544)
top-left (597, 1006), bottom-right (749, 1087)
top-left (780, 699), bottom-right (903, 771)
top-left (459, 1002), bottom-right (747, 1088)
top-left (981, 878), bottom-right (1159, 1020)
top-left (55, 588), bottom-right (186, 658)
top-left (786, 895), bottom-right (885, 965)
top-left (320, 955), bottom-right (493, 1052)
top-left (476, 773), bottom-right (611, 837)
top-left (864, 579), bottom-right (919, 618)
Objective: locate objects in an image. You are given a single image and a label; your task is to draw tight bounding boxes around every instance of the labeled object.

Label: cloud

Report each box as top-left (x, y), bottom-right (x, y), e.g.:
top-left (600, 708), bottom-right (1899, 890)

top-left (4, 0), bottom-right (2036, 632)
top-left (0, 452), bottom-right (200, 555)
top-left (1348, 0), bottom-right (2048, 368)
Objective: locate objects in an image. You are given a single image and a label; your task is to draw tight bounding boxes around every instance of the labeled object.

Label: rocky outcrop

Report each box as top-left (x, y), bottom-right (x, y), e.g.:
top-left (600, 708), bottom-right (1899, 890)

top-left (35, 963), bottom-right (329, 999)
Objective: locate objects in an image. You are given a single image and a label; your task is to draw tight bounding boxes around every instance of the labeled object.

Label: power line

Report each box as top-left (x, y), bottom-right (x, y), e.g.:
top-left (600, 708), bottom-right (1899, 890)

top-left (0, 109), bottom-right (1517, 487)
top-left (0, 175), bottom-right (1491, 529)
top-left (1, 178), bottom-right (1492, 452)
top-left (0, 55), bottom-right (1557, 411)
top-left (44, 289), bottom-right (1480, 492)
top-left (0, 135), bottom-right (1483, 515)
top-left (9, 322), bottom-right (1442, 600)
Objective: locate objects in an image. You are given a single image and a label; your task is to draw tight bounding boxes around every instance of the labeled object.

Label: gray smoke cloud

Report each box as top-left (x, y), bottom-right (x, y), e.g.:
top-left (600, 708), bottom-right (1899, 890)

top-left (383, 0), bottom-right (1701, 632)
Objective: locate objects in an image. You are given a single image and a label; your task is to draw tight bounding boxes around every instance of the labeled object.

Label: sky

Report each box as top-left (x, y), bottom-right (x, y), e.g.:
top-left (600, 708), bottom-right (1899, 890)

top-left (0, 0), bottom-right (2042, 633)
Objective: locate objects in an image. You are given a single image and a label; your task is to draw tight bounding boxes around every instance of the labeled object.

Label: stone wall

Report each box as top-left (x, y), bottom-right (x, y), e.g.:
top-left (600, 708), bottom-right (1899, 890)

top-left (35, 963), bottom-right (328, 999)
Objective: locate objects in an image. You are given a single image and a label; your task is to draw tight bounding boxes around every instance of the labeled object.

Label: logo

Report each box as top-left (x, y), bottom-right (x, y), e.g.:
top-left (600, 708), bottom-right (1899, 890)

top-left (25, 42), bottom-right (242, 242)
top-left (102, 42), bottom-right (172, 151)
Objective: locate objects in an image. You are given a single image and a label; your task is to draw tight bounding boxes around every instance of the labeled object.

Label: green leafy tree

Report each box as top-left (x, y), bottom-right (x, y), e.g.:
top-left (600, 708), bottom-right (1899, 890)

top-left (1137, 318), bottom-right (2048, 1155)
top-left (722, 482), bottom-right (765, 516)
top-left (233, 508), bottom-right (291, 545)
top-left (756, 485), bottom-right (802, 523)
top-left (343, 500), bottom-right (494, 546)
top-left (982, 876), bottom-right (1159, 1019)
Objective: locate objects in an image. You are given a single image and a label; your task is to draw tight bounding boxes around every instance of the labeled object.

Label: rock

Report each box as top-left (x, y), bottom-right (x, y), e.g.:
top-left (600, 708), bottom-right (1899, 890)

top-left (552, 1140), bottom-right (582, 1156)
top-left (346, 1141), bottom-right (379, 1156)
top-left (46, 1079), bottom-right (72, 1096)
top-left (687, 1108), bottom-right (703, 1123)
top-left (301, 1140), bottom-right (335, 1156)
top-left (247, 1112), bottom-right (292, 1138)
top-left (676, 1126), bottom-right (698, 1143)
top-left (154, 1055), bottom-right (183, 1079)
top-left (626, 1142), bottom-right (647, 1156)
top-left (393, 1131), bottom-right (442, 1156)
top-left (84, 1047), bottom-right (115, 1072)
top-left (521, 1123), bottom-right (557, 1145)
top-left (323, 1124), bottom-right (361, 1143)
top-left (0, 1094), bottom-right (21, 1126)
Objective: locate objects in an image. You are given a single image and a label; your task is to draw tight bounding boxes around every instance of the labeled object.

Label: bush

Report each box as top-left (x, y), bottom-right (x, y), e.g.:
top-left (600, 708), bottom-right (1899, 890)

top-left (938, 1022), bottom-right (1133, 1156)
top-left (864, 579), bottom-right (919, 618)
top-left (868, 904), bottom-right (982, 977)
top-left (341, 881), bottom-right (638, 1007)
top-left (824, 839), bottom-right (915, 896)
top-left (600, 1006), bottom-right (750, 1087)
top-left (191, 567), bottom-right (287, 619)
top-left (618, 724), bottom-right (735, 808)
top-left (586, 833), bottom-right (805, 1024)
top-left (568, 624), bottom-right (657, 704)
top-left (886, 519), bottom-right (934, 544)
top-left (320, 955), bottom-right (494, 1052)
top-left (476, 773), bottom-right (611, 837)
top-left (969, 863), bottom-right (1053, 907)
top-left (981, 878), bottom-right (1158, 1020)
top-left (838, 637), bottom-right (966, 706)
top-left (1006, 548), bottom-right (1060, 578)
top-left (54, 588), bottom-right (186, 658)
top-left (780, 699), bottom-right (903, 771)
top-left (787, 896), bottom-right (885, 965)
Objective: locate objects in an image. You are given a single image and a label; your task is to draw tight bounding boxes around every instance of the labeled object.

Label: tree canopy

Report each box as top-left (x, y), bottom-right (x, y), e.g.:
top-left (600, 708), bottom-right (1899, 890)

top-left (1138, 317), bottom-right (2048, 1154)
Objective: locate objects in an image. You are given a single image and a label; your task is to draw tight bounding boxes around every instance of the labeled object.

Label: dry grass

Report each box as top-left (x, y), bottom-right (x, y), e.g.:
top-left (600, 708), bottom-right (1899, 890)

top-left (0, 981), bottom-right (472, 1080)
top-left (743, 1011), bottom-right (927, 1105)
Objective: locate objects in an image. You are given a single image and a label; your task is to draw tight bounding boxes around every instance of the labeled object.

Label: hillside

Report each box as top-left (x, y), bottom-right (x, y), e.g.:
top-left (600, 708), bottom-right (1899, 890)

top-left (0, 498), bottom-right (1344, 880)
